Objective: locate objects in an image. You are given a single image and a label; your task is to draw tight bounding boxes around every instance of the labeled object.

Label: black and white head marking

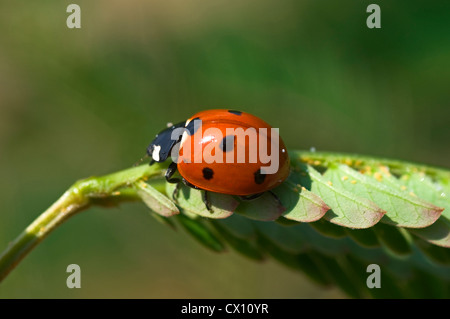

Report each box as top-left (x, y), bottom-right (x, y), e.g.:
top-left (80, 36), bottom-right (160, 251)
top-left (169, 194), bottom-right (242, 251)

top-left (147, 121), bottom-right (186, 163)
top-left (147, 117), bottom-right (202, 164)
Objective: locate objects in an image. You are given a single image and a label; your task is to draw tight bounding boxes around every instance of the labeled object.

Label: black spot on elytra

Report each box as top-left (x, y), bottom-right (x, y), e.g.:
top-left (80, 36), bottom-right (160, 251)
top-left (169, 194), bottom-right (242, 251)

top-left (185, 117), bottom-right (201, 135)
top-left (202, 167), bottom-right (214, 180)
top-left (228, 110), bottom-right (242, 115)
top-left (220, 135), bottom-right (235, 152)
top-left (254, 169), bottom-right (266, 184)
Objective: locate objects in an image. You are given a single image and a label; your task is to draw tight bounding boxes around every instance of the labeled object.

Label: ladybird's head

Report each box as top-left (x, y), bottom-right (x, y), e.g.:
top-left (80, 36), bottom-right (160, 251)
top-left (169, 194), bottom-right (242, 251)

top-left (147, 121), bottom-right (186, 163)
top-left (147, 117), bottom-right (201, 164)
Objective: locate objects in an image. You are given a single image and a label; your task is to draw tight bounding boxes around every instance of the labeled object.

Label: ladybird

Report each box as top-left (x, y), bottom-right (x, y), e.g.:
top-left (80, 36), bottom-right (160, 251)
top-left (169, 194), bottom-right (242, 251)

top-left (146, 109), bottom-right (290, 210)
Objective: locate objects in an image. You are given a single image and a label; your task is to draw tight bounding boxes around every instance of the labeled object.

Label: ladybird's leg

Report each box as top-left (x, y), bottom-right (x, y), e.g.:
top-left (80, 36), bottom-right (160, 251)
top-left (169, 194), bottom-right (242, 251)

top-left (239, 193), bottom-right (264, 201)
top-left (182, 178), bottom-right (202, 190)
top-left (165, 162), bottom-right (181, 183)
top-left (164, 163), bottom-right (181, 201)
top-left (241, 191), bottom-right (283, 207)
top-left (172, 182), bottom-right (181, 201)
top-left (179, 177), bottom-right (211, 212)
top-left (202, 191), bottom-right (213, 213)
top-left (268, 190), bottom-right (283, 207)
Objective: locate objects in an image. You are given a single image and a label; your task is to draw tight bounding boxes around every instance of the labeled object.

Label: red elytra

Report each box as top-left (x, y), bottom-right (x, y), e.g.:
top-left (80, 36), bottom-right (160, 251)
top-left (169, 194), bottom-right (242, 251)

top-left (176, 109), bottom-right (290, 196)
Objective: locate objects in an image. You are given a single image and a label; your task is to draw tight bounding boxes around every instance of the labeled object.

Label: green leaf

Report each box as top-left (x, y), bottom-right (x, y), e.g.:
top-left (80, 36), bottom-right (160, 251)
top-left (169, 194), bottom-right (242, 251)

top-left (134, 181), bottom-right (179, 217)
top-left (273, 171), bottom-right (329, 222)
top-left (166, 182), bottom-right (238, 219)
top-left (303, 165), bottom-right (385, 229)
top-left (413, 237), bottom-right (450, 266)
top-left (345, 255), bottom-right (404, 299)
top-left (254, 221), bottom-right (350, 256)
top-left (314, 254), bottom-right (365, 298)
top-left (404, 269), bottom-right (448, 298)
top-left (3, 150), bottom-right (449, 297)
top-left (256, 233), bottom-right (332, 286)
top-left (234, 192), bottom-right (284, 221)
top-left (148, 211), bottom-right (177, 230)
top-left (274, 217), bottom-right (301, 226)
top-left (372, 223), bottom-right (412, 256)
top-left (397, 172), bottom-right (450, 247)
top-left (309, 219), bottom-right (347, 238)
top-left (215, 214), bottom-right (257, 240)
top-left (345, 228), bottom-right (380, 248)
top-left (210, 220), bottom-right (264, 261)
top-left (408, 219), bottom-right (450, 248)
top-left (323, 165), bottom-right (443, 228)
top-left (253, 221), bottom-right (309, 254)
top-left (398, 172), bottom-right (450, 218)
top-left (372, 168), bottom-right (450, 247)
top-left (175, 213), bottom-right (226, 252)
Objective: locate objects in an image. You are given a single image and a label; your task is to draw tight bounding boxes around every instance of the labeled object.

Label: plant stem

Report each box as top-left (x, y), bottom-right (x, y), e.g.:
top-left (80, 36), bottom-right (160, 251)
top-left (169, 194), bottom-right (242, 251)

top-left (294, 151), bottom-right (450, 181)
top-left (0, 151), bottom-right (448, 284)
top-left (0, 188), bottom-right (89, 283)
top-left (0, 163), bottom-right (166, 283)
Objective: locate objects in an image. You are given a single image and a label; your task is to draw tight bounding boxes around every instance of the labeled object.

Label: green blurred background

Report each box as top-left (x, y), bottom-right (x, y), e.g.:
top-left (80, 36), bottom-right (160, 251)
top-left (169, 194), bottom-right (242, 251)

top-left (0, 0), bottom-right (449, 298)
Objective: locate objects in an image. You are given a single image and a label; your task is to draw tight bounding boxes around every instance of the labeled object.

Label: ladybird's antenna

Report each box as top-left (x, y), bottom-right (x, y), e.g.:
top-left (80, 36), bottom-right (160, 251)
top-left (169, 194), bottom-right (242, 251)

top-left (133, 154), bottom-right (151, 167)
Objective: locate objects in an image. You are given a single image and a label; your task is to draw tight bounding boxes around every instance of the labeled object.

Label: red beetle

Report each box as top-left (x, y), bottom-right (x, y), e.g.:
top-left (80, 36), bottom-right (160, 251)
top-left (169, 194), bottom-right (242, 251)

top-left (147, 109), bottom-right (290, 210)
